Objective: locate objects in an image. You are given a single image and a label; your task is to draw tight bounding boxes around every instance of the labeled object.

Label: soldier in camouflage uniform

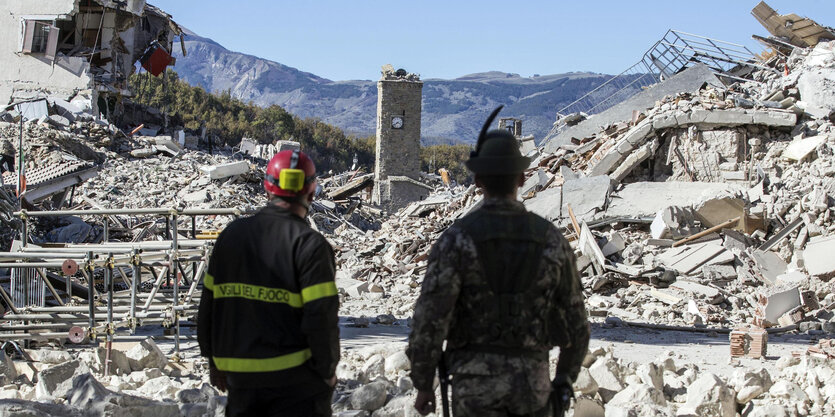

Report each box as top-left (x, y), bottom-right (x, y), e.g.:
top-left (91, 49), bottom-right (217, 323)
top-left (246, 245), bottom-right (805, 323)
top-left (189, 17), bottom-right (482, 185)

top-left (407, 107), bottom-right (589, 416)
top-left (0, 139), bottom-right (14, 174)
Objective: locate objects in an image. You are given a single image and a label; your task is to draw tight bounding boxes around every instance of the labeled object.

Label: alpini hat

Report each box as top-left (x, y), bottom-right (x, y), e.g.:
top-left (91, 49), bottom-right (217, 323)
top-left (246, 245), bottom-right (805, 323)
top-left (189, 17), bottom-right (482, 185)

top-left (465, 106), bottom-right (531, 175)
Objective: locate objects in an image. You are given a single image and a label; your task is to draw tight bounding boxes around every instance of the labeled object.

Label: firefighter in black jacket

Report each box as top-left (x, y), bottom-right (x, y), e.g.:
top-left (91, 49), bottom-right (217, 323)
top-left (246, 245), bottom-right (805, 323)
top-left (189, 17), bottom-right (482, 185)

top-left (198, 150), bottom-right (339, 416)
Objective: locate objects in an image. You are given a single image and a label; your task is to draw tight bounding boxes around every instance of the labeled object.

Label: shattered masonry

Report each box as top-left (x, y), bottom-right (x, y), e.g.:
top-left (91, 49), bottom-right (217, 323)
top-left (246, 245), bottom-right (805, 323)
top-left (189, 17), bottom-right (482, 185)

top-left (3, 2), bottom-right (835, 417)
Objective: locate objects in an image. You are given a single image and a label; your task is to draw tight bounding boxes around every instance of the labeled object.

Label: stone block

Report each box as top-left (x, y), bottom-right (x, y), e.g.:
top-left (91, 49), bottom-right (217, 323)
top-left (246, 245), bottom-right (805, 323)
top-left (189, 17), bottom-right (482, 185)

top-left (125, 338), bottom-right (168, 371)
top-left (682, 373), bottom-right (735, 417)
top-left (636, 362), bottom-right (664, 391)
top-left (657, 240), bottom-right (732, 275)
top-left (604, 181), bottom-right (744, 219)
top-left (130, 148), bottom-right (156, 158)
top-left (573, 367), bottom-right (598, 395)
top-left (614, 137), bottom-right (636, 155)
top-left (588, 357), bottom-right (624, 403)
top-left (601, 233), bottom-right (626, 257)
top-left (573, 397), bottom-right (604, 417)
top-left (750, 250), bottom-right (788, 285)
top-left (608, 383), bottom-right (666, 407)
top-left (383, 351), bottom-right (410, 376)
top-left (36, 360), bottom-right (89, 400)
top-left (350, 380), bottom-right (388, 411)
top-left (200, 161), bottom-right (250, 180)
top-left (276, 140), bottom-right (301, 152)
top-left (47, 115), bottom-right (71, 128)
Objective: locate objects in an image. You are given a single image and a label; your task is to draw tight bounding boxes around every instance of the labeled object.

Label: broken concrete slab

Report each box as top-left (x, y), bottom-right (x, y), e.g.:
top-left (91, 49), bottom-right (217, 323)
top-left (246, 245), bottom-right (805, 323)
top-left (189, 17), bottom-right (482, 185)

top-left (671, 280), bottom-right (723, 304)
top-left (657, 240), bottom-right (733, 275)
top-left (0, 351), bottom-right (18, 385)
top-left (524, 187), bottom-right (562, 221)
top-left (559, 165), bottom-right (579, 181)
top-left (694, 196), bottom-right (744, 228)
top-left (17, 99), bottom-right (49, 122)
top-left (782, 135), bottom-right (827, 161)
top-left (604, 182), bottom-right (744, 219)
top-left (760, 286), bottom-right (802, 324)
top-left (601, 232), bottom-right (626, 257)
top-left (803, 235), bottom-right (835, 278)
top-left (579, 222), bottom-right (607, 274)
top-left (562, 175), bottom-right (611, 219)
top-left (521, 168), bottom-right (549, 196)
top-left (702, 264), bottom-right (737, 282)
top-left (750, 249), bottom-right (788, 285)
top-left (611, 139), bottom-right (658, 182)
top-left (48, 114), bottom-right (71, 128)
top-left (151, 136), bottom-right (183, 156)
top-left (36, 360), bottom-right (90, 400)
top-left (200, 161), bottom-right (250, 180)
top-left (797, 68), bottom-right (835, 119)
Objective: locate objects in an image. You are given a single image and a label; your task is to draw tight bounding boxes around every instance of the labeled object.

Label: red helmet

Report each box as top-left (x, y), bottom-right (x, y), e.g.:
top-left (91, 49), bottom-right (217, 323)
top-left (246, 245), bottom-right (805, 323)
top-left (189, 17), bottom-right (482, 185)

top-left (264, 150), bottom-right (317, 197)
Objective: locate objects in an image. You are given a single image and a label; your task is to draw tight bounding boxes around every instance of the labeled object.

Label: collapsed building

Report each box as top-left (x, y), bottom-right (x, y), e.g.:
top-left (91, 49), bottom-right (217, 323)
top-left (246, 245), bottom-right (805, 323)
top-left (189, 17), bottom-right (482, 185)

top-left (1, 2), bottom-right (835, 417)
top-left (0, 0), bottom-right (182, 119)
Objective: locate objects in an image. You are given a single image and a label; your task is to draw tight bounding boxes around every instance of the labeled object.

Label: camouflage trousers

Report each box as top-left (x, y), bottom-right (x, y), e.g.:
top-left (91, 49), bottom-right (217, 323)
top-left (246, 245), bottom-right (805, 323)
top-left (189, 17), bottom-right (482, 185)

top-left (449, 354), bottom-right (552, 417)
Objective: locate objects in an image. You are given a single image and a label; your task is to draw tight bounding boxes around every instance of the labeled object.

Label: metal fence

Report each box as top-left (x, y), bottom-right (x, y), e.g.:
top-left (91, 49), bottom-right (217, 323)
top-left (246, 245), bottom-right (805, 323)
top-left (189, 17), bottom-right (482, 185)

top-left (557, 29), bottom-right (769, 118)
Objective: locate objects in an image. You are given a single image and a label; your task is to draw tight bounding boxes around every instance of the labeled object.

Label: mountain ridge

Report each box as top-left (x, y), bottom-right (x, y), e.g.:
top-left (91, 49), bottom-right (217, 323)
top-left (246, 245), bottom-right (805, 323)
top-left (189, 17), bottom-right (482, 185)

top-left (172, 31), bottom-right (623, 144)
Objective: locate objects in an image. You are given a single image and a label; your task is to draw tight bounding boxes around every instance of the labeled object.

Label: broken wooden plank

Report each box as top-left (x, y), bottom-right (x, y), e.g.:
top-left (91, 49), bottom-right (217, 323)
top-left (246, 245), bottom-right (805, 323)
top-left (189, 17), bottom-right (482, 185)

top-left (672, 217), bottom-right (739, 247)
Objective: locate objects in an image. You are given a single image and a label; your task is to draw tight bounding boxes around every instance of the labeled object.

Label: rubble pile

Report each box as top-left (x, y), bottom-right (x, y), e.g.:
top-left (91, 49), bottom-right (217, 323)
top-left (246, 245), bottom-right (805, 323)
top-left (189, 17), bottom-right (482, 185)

top-left (514, 40), bottom-right (835, 336)
top-left (0, 338), bottom-right (224, 417)
top-left (2, 9), bottom-right (835, 417)
top-left (333, 187), bottom-right (477, 320)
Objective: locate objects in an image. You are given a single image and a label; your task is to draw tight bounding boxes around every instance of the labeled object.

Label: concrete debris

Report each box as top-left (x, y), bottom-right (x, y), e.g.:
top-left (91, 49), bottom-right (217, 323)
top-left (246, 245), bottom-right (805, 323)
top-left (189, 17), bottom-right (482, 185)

top-left (200, 160), bottom-right (250, 180)
top-left (803, 235), bottom-right (835, 278)
top-left (125, 338), bottom-right (168, 372)
top-left (3, 6), bottom-right (835, 417)
top-left (35, 360), bottom-right (90, 400)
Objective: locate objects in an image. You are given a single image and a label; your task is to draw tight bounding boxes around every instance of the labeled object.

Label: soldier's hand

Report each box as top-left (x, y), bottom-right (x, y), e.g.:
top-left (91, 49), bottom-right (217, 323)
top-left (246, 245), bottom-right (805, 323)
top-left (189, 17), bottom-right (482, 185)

top-left (414, 390), bottom-right (435, 415)
top-left (325, 375), bottom-right (337, 387)
top-left (209, 362), bottom-right (227, 393)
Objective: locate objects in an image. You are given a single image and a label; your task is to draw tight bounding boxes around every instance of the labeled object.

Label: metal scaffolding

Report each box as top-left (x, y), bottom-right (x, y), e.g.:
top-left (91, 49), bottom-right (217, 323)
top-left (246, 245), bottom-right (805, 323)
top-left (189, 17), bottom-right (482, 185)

top-left (0, 207), bottom-right (245, 370)
top-left (557, 29), bottom-right (774, 117)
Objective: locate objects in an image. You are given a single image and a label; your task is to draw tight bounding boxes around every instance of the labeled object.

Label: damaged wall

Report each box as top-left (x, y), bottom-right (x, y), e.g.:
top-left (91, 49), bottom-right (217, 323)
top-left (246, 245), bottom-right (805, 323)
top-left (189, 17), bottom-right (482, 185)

top-left (0, 0), bottom-right (93, 104)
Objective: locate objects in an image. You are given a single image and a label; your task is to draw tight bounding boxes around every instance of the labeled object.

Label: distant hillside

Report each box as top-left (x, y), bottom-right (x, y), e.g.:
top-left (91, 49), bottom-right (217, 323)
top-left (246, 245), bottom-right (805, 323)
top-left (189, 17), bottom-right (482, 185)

top-left (173, 30), bottom-right (629, 144)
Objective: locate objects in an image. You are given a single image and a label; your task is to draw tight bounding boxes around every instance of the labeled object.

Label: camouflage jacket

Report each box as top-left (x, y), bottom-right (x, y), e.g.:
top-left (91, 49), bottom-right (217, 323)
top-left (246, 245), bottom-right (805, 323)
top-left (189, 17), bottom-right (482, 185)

top-left (407, 198), bottom-right (589, 394)
top-left (0, 139), bottom-right (14, 157)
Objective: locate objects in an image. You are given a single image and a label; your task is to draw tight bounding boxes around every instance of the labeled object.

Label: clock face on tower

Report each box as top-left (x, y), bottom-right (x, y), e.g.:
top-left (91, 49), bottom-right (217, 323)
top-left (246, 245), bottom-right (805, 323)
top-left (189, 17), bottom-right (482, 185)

top-left (391, 116), bottom-right (404, 129)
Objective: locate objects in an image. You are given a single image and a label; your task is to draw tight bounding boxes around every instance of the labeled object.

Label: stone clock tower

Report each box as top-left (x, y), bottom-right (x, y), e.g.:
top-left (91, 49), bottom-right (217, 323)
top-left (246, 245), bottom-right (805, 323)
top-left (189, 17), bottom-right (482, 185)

top-left (372, 65), bottom-right (431, 209)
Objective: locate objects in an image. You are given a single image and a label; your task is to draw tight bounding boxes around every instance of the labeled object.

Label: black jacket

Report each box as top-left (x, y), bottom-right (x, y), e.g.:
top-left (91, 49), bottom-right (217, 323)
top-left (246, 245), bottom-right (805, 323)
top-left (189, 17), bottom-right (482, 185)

top-left (197, 204), bottom-right (339, 389)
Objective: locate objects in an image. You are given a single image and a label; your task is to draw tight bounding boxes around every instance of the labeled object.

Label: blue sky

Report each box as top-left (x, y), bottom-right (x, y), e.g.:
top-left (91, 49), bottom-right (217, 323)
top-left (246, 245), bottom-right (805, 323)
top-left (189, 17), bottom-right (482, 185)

top-left (153, 0), bottom-right (835, 81)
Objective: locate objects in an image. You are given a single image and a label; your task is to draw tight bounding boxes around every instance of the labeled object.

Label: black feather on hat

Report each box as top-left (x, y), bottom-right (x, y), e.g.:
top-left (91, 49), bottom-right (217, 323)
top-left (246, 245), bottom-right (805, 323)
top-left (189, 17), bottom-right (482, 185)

top-left (465, 106), bottom-right (531, 175)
